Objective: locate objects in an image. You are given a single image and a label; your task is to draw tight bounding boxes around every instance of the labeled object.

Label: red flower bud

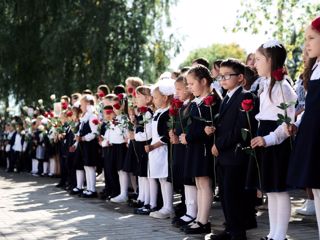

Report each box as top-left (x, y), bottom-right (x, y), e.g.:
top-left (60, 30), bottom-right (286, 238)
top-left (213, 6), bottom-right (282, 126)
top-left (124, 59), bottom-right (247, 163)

top-left (127, 87), bottom-right (134, 94)
top-left (66, 111), bottom-right (73, 117)
top-left (117, 93), bottom-right (124, 101)
top-left (241, 99), bottom-right (254, 112)
top-left (98, 90), bottom-right (105, 98)
top-left (138, 106), bottom-right (148, 114)
top-left (61, 102), bottom-right (68, 110)
top-left (44, 112), bottom-right (49, 118)
top-left (169, 107), bottom-right (178, 117)
top-left (203, 95), bottom-right (215, 106)
top-left (271, 68), bottom-right (284, 81)
top-left (113, 103), bottom-right (121, 110)
top-left (92, 118), bottom-right (100, 125)
top-left (172, 99), bottom-right (183, 109)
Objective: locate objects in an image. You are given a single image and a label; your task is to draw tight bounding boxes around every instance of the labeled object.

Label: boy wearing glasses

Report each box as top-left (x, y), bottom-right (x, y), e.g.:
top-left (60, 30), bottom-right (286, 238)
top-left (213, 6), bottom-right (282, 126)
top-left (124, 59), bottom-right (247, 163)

top-left (208, 59), bottom-right (258, 240)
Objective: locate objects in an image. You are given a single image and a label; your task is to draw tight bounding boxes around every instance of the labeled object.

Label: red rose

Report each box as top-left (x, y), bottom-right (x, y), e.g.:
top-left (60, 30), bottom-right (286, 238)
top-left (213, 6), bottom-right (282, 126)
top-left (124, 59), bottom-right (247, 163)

top-left (66, 111), bottom-right (73, 117)
top-left (105, 109), bottom-right (114, 115)
top-left (241, 99), bottom-right (254, 112)
top-left (312, 17), bottom-right (320, 33)
top-left (98, 90), bottom-right (105, 98)
top-left (113, 103), bottom-right (121, 110)
top-left (203, 95), bottom-right (215, 106)
top-left (169, 107), bottom-right (178, 117)
top-left (138, 106), bottom-right (148, 114)
top-left (117, 93), bottom-right (124, 101)
top-left (271, 68), bottom-right (284, 81)
top-left (92, 118), bottom-right (100, 125)
top-left (44, 112), bottom-right (49, 118)
top-left (49, 112), bottom-right (54, 118)
top-left (172, 99), bottom-right (183, 109)
top-left (127, 87), bottom-right (134, 94)
top-left (61, 102), bottom-right (68, 110)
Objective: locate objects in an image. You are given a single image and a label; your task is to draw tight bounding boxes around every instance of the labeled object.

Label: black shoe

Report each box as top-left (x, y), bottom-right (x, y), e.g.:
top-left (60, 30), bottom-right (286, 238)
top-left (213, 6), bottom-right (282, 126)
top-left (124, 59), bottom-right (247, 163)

top-left (260, 238), bottom-right (274, 240)
top-left (173, 214), bottom-right (196, 228)
top-left (82, 191), bottom-right (97, 198)
top-left (134, 205), bottom-right (157, 215)
top-left (70, 187), bottom-right (83, 195)
top-left (184, 221), bottom-right (211, 234)
top-left (207, 231), bottom-right (231, 240)
top-left (128, 199), bottom-right (144, 208)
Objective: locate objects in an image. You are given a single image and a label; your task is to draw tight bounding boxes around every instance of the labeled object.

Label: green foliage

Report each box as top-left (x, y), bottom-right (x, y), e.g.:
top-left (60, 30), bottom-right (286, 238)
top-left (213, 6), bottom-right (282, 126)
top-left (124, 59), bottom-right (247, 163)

top-left (179, 43), bottom-right (246, 68)
top-left (0, 0), bottom-right (180, 107)
top-left (230, 0), bottom-right (320, 79)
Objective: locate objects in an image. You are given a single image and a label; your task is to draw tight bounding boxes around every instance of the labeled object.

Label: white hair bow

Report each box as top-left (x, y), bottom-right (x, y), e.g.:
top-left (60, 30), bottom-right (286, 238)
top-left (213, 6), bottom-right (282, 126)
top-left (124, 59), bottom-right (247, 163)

top-left (262, 39), bottom-right (283, 49)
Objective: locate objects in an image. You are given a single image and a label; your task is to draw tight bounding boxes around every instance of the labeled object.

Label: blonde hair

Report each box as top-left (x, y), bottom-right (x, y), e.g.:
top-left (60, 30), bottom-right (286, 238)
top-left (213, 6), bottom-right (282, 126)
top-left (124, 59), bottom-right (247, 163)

top-left (125, 77), bottom-right (144, 88)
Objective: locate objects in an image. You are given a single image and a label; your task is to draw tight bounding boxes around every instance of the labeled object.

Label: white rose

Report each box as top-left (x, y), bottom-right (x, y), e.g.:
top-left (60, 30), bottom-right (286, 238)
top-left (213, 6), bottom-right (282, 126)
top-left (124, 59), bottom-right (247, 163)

top-left (38, 99), bottom-right (43, 105)
top-left (50, 94), bottom-right (56, 101)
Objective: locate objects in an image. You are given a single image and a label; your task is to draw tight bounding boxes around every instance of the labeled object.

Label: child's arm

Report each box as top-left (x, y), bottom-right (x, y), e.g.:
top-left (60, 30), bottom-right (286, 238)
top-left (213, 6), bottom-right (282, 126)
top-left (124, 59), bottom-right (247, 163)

top-left (81, 116), bottom-right (98, 141)
top-left (145, 141), bottom-right (164, 153)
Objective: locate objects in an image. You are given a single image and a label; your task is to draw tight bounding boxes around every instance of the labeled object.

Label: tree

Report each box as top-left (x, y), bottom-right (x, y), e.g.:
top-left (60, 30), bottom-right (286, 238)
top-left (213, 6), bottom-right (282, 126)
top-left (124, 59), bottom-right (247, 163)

top-left (179, 43), bottom-right (247, 68)
top-left (229, 0), bottom-right (320, 79)
top-left (0, 0), bottom-right (180, 108)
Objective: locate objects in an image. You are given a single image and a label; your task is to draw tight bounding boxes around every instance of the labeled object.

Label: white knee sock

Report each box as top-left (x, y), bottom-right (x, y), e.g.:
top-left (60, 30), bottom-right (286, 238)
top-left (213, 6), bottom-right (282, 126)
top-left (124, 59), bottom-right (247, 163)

top-left (43, 162), bottom-right (48, 174)
top-left (143, 177), bottom-right (150, 205)
top-left (137, 177), bottom-right (144, 202)
top-left (312, 189), bottom-right (320, 239)
top-left (119, 170), bottom-right (128, 197)
top-left (32, 159), bottom-right (38, 173)
top-left (84, 166), bottom-right (91, 191)
top-left (183, 185), bottom-right (198, 220)
top-left (159, 178), bottom-right (173, 213)
top-left (89, 167), bottom-right (96, 192)
top-left (76, 170), bottom-right (85, 189)
top-left (274, 192), bottom-right (291, 240)
top-left (149, 178), bottom-right (158, 209)
top-left (267, 193), bottom-right (278, 239)
top-left (49, 158), bottom-right (56, 175)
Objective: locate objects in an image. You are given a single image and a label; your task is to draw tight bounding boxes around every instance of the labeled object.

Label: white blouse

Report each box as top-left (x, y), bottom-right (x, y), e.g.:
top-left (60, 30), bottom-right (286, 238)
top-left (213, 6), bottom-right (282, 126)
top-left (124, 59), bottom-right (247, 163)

top-left (135, 111), bottom-right (153, 142)
top-left (78, 110), bottom-right (99, 142)
top-left (108, 115), bottom-right (128, 144)
top-left (255, 77), bottom-right (297, 147)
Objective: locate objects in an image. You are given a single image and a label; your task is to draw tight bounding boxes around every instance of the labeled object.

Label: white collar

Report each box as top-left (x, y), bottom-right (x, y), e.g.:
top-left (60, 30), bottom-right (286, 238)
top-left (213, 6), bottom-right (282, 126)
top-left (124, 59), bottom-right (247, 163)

top-left (311, 61), bottom-right (320, 80)
top-left (183, 99), bottom-right (190, 105)
top-left (192, 96), bottom-right (204, 105)
top-left (155, 106), bottom-right (169, 114)
top-left (226, 86), bottom-right (241, 99)
top-left (80, 111), bottom-right (92, 122)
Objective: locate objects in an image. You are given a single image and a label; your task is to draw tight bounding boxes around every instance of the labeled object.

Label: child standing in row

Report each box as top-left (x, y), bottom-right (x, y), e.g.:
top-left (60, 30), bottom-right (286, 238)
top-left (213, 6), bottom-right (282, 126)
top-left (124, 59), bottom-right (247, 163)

top-left (251, 40), bottom-right (297, 240)
top-left (181, 65), bottom-right (221, 234)
top-left (287, 16), bottom-right (320, 238)
top-left (77, 95), bottom-right (99, 198)
top-left (146, 79), bottom-right (175, 219)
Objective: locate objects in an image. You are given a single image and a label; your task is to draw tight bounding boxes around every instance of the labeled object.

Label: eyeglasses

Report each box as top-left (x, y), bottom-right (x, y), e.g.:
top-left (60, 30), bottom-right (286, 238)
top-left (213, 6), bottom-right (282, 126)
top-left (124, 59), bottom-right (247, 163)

top-left (216, 73), bottom-right (240, 81)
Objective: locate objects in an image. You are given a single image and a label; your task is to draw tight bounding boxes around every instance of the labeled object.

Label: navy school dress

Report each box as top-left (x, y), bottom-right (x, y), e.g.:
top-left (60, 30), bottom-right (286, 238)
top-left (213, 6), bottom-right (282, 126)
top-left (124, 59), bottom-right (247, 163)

top-left (172, 101), bottom-right (195, 187)
top-left (184, 94), bottom-right (221, 179)
top-left (287, 76), bottom-right (320, 189)
top-left (254, 121), bottom-right (291, 192)
top-left (79, 121), bottom-right (99, 167)
top-left (133, 109), bottom-right (153, 177)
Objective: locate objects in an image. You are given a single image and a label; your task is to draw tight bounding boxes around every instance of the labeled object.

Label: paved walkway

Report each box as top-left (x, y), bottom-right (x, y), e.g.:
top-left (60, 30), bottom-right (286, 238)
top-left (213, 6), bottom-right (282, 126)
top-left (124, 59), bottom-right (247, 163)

top-left (0, 169), bottom-right (318, 240)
